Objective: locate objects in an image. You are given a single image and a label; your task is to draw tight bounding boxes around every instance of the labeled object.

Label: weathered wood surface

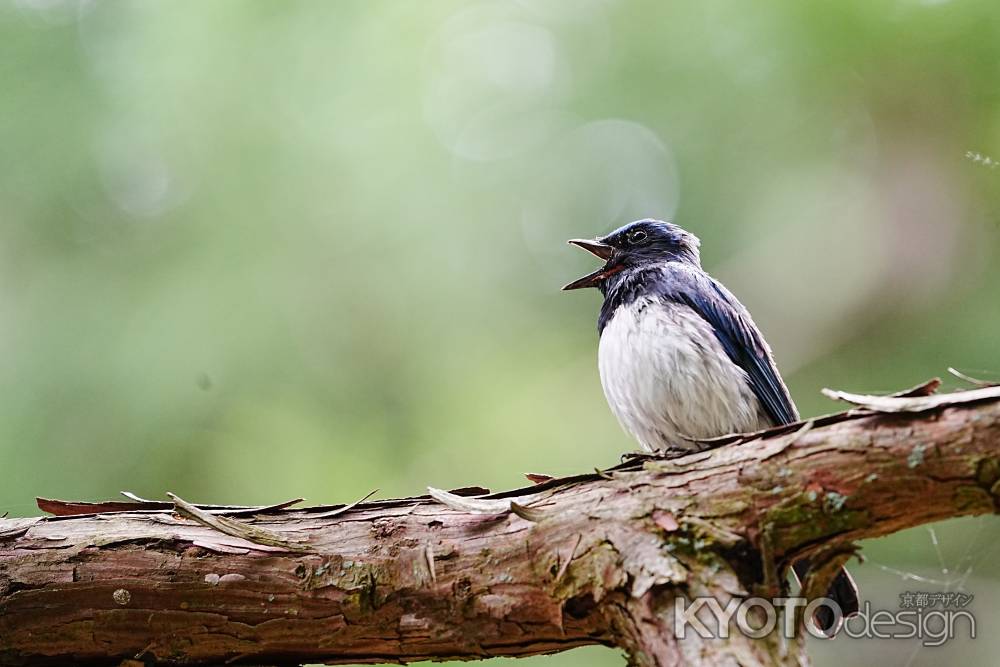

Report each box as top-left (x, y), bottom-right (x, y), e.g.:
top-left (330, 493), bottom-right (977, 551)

top-left (1, 384), bottom-right (999, 667)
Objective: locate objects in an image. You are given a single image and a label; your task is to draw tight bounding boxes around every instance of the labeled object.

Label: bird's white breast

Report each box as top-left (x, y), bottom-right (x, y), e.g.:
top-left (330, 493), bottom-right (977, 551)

top-left (598, 297), bottom-right (770, 451)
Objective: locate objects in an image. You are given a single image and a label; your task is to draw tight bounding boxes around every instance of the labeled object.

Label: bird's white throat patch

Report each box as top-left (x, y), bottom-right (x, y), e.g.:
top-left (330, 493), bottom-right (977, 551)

top-left (597, 297), bottom-right (769, 451)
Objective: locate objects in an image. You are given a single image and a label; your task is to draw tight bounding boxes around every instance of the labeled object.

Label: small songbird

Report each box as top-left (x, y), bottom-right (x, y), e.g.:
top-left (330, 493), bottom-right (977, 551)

top-left (563, 218), bottom-right (859, 635)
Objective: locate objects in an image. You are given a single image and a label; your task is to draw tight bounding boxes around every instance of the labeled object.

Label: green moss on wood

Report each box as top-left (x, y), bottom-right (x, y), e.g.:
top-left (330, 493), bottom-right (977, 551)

top-left (764, 494), bottom-right (868, 552)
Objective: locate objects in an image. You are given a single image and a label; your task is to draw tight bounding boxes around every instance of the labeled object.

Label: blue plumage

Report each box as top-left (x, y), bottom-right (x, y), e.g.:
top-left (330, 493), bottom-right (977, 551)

top-left (598, 258), bottom-right (799, 429)
top-left (564, 218), bottom-right (858, 635)
top-left (677, 274), bottom-right (800, 427)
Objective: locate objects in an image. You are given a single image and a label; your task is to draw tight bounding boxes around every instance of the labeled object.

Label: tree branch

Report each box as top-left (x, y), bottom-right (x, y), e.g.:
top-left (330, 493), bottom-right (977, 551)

top-left (2, 384), bottom-right (999, 667)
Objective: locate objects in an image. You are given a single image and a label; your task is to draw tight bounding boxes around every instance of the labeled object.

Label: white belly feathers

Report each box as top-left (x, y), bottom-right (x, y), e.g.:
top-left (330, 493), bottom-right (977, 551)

top-left (598, 297), bottom-right (770, 451)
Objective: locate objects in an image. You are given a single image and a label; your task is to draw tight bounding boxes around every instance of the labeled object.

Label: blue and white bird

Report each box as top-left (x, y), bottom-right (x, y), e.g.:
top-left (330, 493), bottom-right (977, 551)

top-left (563, 218), bottom-right (859, 635)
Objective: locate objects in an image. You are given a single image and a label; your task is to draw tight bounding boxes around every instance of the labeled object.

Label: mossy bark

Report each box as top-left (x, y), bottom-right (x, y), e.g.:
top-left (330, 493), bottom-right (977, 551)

top-left (1, 395), bottom-right (999, 666)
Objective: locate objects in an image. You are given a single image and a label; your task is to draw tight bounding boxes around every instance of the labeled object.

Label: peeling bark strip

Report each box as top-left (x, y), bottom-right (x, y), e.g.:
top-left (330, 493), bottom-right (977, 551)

top-left (2, 384), bottom-right (1000, 667)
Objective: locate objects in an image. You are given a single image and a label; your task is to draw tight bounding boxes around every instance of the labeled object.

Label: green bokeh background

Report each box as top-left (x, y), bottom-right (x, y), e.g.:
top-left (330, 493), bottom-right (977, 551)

top-left (2, 1), bottom-right (1000, 665)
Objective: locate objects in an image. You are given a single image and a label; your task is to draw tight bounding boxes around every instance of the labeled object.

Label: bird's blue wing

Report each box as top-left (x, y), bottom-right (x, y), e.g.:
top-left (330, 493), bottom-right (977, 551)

top-left (659, 268), bottom-right (851, 628)
top-left (667, 267), bottom-right (799, 426)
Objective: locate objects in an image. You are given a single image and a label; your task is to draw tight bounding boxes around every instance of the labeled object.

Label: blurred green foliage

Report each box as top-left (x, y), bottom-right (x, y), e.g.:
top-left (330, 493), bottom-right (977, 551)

top-left (2, 1), bottom-right (999, 665)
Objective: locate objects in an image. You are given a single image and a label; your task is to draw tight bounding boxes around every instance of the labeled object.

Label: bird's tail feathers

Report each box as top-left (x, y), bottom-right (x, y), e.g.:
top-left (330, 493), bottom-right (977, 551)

top-left (791, 559), bottom-right (860, 638)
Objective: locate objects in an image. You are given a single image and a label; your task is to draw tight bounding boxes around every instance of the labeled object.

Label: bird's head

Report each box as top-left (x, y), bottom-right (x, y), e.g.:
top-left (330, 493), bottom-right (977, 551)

top-left (562, 219), bottom-right (701, 291)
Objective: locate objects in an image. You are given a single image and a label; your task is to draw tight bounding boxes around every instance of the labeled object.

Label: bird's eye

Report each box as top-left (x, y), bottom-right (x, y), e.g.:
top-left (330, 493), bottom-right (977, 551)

top-left (627, 230), bottom-right (648, 245)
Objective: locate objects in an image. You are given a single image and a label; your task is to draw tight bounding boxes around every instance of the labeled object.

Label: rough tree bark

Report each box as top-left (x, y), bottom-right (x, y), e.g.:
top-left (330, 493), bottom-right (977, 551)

top-left (2, 382), bottom-right (1000, 667)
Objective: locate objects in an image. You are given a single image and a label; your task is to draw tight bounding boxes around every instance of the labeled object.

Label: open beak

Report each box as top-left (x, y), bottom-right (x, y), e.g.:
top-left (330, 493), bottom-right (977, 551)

top-left (567, 239), bottom-right (613, 261)
top-left (562, 238), bottom-right (616, 291)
